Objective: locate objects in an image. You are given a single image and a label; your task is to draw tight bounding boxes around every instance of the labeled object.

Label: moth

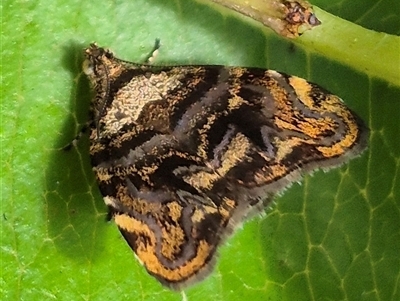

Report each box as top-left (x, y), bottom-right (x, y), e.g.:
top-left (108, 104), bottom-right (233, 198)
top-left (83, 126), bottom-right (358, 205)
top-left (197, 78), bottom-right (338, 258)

top-left (82, 43), bottom-right (368, 289)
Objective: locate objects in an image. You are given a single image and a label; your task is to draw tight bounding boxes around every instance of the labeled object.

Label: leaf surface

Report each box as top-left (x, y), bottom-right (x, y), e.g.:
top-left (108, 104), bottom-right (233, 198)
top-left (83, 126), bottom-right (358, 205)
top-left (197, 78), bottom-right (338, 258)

top-left (2, 0), bottom-right (399, 300)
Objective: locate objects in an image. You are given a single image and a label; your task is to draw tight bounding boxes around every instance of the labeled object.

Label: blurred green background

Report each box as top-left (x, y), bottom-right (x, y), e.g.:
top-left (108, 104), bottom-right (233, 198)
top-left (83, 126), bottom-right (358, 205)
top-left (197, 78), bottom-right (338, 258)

top-left (2, 0), bottom-right (399, 300)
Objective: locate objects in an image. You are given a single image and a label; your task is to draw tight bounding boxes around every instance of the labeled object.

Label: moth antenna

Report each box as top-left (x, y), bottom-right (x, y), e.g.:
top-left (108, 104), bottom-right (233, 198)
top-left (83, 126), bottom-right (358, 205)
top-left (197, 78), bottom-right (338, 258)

top-left (144, 38), bottom-right (161, 64)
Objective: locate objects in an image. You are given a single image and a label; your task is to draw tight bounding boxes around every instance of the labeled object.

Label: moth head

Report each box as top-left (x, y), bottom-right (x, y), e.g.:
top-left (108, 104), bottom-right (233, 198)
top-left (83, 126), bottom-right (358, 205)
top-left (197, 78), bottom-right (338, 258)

top-left (83, 43), bottom-right (113, 77)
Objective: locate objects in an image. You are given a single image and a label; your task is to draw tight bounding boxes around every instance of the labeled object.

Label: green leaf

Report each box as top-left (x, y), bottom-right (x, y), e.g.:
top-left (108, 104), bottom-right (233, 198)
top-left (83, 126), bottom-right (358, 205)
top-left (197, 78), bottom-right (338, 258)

top-left (2, 0), bottom-right (399, 300)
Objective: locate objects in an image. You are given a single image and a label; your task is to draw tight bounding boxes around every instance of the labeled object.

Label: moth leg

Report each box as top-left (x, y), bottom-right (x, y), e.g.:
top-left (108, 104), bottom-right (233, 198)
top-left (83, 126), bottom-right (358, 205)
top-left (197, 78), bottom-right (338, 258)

top-left (61, 120), bottom-right (94, 151)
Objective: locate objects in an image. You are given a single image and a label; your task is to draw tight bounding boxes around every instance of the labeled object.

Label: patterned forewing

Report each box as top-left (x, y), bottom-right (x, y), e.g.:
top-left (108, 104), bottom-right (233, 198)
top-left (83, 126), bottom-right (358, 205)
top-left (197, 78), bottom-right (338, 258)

top-left (83, 44), bottom-right (367, 289)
